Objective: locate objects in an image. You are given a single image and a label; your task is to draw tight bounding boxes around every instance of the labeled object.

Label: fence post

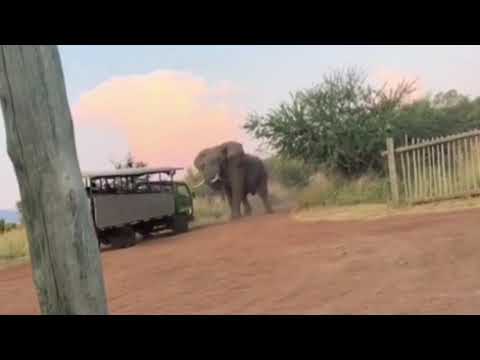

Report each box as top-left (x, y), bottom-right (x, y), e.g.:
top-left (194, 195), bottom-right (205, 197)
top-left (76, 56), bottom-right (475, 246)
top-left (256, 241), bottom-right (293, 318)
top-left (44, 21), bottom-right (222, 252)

top-left (386, 137), bottom-right (400, 205)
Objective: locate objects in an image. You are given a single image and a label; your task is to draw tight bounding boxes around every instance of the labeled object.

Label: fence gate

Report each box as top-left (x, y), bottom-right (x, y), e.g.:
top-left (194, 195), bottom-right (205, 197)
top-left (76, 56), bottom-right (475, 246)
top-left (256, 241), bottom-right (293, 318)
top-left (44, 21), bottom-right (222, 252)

top-left (384, 129), bottom-right (480, 205)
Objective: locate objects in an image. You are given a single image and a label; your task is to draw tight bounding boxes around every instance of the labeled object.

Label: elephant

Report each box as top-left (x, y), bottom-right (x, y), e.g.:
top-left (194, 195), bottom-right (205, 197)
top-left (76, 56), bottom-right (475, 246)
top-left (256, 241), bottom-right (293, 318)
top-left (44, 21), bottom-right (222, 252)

top-left (193, 141), bottom-right (274, 220)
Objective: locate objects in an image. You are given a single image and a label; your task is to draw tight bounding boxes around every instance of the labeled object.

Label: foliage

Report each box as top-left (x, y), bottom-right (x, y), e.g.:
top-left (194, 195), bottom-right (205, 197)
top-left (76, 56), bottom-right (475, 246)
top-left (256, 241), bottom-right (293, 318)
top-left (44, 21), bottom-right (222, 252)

top-left (112, 152), bottom-right (148, 169)
top-left (245, 67), bottom-right (416, 177)
top-left (389, 90), bottom-right (480, 145)
top-left (296, 173), bottom-right (389, 208)
top-left (4, 223), bottom-right (16, 232)
top-left (264, 156), bottom-right (315, 188)
top-left (0, 216), bottom-right (21, 234)
top-left (192, 197), bottom-right (229, 226)
top-left (0, 227), bottom-right (29, 259)
top-left (245, 67), bottom-right (480, 179)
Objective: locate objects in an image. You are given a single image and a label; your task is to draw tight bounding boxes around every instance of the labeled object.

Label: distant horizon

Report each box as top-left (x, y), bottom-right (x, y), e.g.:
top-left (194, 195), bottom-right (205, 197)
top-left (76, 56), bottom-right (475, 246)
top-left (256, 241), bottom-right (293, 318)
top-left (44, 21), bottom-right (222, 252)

top-left (1, 45), bottom-right (480, 208)
top-left (0, 209), bottom-right (20, 223)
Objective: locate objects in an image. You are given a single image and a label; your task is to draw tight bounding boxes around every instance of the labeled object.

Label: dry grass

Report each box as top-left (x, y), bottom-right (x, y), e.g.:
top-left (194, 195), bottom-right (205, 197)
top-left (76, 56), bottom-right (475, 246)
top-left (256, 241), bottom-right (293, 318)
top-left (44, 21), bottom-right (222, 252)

top-left (0, 227), bottom-right (29, 261)
top-left (294, 194), bottom-right (480, 222)
top-left (192, 197), bottom-right (229, 227)
top-left (293, 163), bottom-right (480, 222)
top-left (296, 173), bottom-right (389, 208)
top-left (191, 181), bottom-right (296, 226)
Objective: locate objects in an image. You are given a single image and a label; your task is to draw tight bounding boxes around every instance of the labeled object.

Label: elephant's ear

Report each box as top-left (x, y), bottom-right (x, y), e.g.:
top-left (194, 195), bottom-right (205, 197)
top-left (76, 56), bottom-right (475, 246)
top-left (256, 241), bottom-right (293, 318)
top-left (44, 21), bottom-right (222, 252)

top-left (221, 141), bottom-right (244, 158)
top-left (194, 149), bottom-right (208, 170)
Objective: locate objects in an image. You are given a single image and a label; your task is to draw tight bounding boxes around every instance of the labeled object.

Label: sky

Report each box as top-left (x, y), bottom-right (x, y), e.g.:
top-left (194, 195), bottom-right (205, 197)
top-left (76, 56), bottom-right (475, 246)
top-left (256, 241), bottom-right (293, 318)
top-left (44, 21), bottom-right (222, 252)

top-left (1, 45), bottom-right (480, 210)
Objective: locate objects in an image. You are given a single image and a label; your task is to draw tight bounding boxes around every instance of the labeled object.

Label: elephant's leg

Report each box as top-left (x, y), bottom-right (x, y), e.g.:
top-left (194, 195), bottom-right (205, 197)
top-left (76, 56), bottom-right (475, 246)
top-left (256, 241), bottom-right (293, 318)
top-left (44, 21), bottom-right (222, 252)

top-left (227, 159), bottom-right (245, 220)
top-left (224, 186), bottom-right (233, 211)
top-left (242, 195), bottom-right (252, 216)
top-left (258, 180), bottom-right (274, 214)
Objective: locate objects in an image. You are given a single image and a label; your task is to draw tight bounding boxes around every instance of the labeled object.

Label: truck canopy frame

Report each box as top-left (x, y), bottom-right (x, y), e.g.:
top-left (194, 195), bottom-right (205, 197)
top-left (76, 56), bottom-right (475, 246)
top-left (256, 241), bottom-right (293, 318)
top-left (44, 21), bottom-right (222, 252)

top-left (82, 166), bottom-right (183, 180)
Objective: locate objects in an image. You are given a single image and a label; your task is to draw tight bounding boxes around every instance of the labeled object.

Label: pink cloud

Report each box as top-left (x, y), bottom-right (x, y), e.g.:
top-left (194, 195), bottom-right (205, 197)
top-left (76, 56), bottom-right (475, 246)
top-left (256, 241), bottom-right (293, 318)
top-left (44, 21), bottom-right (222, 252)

top-left (72, 70), bottom-right (249, 169)
top-left (371, 66), bottom-right (426, 102)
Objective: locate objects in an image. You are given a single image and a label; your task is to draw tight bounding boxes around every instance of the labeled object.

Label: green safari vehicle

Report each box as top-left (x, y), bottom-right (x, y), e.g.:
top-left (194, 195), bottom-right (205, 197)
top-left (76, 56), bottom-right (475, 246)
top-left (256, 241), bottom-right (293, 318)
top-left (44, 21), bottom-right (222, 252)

top-left (82, 167), bottom-right (195, 249)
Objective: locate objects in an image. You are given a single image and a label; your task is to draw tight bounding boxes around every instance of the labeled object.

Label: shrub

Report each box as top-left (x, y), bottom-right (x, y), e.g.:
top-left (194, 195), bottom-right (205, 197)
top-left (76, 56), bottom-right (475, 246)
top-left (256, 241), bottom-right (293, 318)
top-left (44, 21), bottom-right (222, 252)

top-left (264, 156), bottom-right (315, 188)
top-left (297, 173), bottom-right (389, 208)
top-left (245, 67), bottom-right (416, 177)
top-left (0, 227), bottom-right (29, 259)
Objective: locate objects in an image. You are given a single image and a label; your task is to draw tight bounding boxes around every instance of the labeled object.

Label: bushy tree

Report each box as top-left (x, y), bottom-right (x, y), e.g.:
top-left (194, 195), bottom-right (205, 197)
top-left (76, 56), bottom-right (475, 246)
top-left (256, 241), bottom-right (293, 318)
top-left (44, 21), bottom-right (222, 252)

top-left (389, 91), bottom-right (480, 146)
top-left (5, 223), bottom-right (16, 232)
top-left (112, 152), bottom-right (147, 169)
top-left (244, 68), bottom-right (416, 177)
top-left (264, 156), bottom-right (314, 188)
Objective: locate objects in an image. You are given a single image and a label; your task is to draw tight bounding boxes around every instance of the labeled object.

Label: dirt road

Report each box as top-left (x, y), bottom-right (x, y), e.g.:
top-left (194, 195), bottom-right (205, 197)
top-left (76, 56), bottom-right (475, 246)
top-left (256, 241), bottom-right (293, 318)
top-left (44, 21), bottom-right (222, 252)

top-left (1, 208), bottom-right (480, 314)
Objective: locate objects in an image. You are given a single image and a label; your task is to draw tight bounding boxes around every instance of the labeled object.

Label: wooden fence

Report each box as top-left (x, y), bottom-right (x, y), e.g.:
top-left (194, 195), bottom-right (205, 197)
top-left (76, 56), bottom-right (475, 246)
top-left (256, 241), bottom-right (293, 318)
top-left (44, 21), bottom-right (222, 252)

top-left (384, 129), bottom-right (480, 205)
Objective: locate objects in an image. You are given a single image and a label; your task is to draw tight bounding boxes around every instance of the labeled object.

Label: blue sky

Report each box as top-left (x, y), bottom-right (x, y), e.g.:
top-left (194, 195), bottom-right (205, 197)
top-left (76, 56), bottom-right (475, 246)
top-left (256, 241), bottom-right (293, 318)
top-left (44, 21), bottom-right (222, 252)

top-left (1, 45), bottom-right (480, 210)
top-left (59, 45), bottom-right (480, 110)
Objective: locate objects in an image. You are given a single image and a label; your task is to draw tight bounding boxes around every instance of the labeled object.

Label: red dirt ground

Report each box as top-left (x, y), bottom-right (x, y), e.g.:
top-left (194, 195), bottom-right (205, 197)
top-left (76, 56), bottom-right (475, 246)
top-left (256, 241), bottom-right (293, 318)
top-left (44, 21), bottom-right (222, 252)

top-left (1, 208), bottom-right (480, 314)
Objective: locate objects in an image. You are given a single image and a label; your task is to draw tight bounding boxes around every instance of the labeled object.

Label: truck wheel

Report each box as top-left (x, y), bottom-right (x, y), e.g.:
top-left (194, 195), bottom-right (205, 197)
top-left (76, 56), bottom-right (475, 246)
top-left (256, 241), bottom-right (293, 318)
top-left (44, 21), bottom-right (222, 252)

top-left (172, 214), bottom-right (189, 234)
top-left (138, 223), bottom-right (154, 237)
top-left (111, 227), bottom-right (136, 249)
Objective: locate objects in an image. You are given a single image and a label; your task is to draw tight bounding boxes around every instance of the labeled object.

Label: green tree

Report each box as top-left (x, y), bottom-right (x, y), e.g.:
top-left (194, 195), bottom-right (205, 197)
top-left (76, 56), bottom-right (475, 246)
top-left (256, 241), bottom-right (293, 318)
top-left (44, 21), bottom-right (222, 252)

top-left (264, 156), bottom-right (314, 188)
top-left (389, 91), bottom-right (480, 145)
top-left (113, 152), bottom-right (148, 169)
top-left (244, 67), bottom-right (416, 177)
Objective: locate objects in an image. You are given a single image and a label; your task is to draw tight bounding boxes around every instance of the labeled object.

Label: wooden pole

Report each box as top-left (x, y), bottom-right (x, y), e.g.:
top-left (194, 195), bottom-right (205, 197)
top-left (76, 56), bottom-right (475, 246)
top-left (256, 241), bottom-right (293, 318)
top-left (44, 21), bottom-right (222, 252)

top-left (412, 138), bottom-right (419, 201)
top-left (386, 137), bottom-right (399, 205)
top-left (0, 45), bottom-right (108, 314)
top-left (469, 137), bottom-right (476, 191)
top-left (436, 139), bottom-right (441, 197)
top-left (440, 142), bottom-right (447, 196)
top-left (463, 138), bottom-right (469, 192)
top-left (428, 141), bottom-right (434, 199)
top-left (452, 140), bottom-right (458, 194)
top-left (446, 141), bottom-right (452, 196)
top-left (405, 146), bottom-right (412, 203)
top-left (475, 135), bottom-right (480, 189)
top-left (421, 143), bottom-right (427, 201)
top-left (400, 152), bottom-right (409, 201)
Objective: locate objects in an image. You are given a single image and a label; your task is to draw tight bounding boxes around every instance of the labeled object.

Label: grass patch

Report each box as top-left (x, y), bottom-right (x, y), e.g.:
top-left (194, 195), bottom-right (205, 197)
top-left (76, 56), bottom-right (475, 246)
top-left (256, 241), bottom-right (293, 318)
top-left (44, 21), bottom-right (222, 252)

top-left (294, 195), bottom-right (480, 222)
top-left (192, 197), bottom-right (229, 227)
top-left (297, 173), bottom-right (389, 208)
top-left (191, 181), bottom-right (295, 226)
top-left (0, 228), bottom-right (29, 260)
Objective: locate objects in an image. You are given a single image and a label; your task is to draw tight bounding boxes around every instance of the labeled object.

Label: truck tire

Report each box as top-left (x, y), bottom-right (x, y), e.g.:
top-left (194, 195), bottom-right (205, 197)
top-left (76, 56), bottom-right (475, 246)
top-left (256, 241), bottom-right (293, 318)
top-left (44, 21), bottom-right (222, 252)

top-left (110, 226), bottom-right (136, 249)
top-left (137, 222), bottom-right (154, 237)
top-left (172, 214), bottom-right (189, 234)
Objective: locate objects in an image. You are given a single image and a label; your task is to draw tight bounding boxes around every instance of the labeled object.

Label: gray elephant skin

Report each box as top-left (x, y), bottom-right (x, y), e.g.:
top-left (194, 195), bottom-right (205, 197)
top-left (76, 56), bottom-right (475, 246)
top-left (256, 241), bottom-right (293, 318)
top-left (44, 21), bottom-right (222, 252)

top-left (193, 141), bottom-right (274, 219)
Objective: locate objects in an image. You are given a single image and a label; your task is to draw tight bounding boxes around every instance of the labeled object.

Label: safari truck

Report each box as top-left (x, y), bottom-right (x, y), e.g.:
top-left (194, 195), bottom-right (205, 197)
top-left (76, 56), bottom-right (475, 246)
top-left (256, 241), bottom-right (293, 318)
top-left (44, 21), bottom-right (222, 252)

top-left (82, 167), bottom-right (195, 249)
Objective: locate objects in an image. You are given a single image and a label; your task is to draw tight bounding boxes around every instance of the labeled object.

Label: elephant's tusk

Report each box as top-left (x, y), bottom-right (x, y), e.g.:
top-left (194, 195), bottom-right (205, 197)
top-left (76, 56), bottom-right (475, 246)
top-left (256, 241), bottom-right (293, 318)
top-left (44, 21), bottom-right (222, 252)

top-left (192, 179), bottom-right (205, 188)
top-left (211, 173), bottom-right (221, 184)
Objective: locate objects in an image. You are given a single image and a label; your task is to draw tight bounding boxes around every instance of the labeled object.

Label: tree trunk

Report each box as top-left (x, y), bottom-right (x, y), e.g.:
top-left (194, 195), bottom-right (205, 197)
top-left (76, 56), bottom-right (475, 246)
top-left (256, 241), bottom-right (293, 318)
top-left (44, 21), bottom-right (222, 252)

top-left (0, 45), bottom-right (109, 314)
